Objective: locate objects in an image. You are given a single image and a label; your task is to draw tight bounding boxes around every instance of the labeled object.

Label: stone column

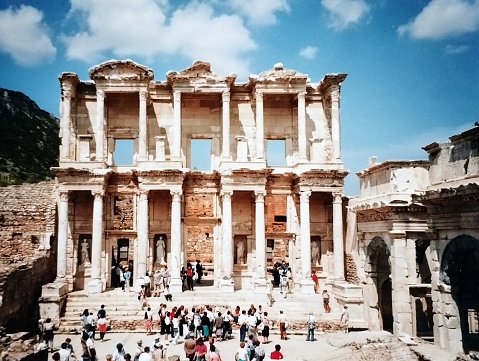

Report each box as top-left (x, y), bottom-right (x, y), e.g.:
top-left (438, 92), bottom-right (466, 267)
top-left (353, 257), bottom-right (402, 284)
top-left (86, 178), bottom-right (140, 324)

top-left (136, 190), bottom-right (149, 284)
top-left (333, 192), bottom-right (345, 280)
top-left (220, 190), bottom-right (234, 292)
top-left (222, 90), bottom-right (231, 159)
top-left (300, 190), bottom-right (314, 293)
top-left (169, 190), bottom-right (183, 293)
top-left (172, 91), bottom-right (182, 160)
top-left (61, 90), bottom-right (72, 160)
top-left (254, 190), bottom-right (267, 292)
top-left (88, 190), bottom-right (104, 293)
top-left (138, 90), bottom-right (148, 160)
top-left (56, 191), bottom-right (69, 281)
top-left (255, 92), bottom-right (264, 159)
top-left (330, 86), bottom-right (341, 161)
top-left (96, 89), bottom-right (105, 162)
top-left (297, 91), bottom-right (307, 160)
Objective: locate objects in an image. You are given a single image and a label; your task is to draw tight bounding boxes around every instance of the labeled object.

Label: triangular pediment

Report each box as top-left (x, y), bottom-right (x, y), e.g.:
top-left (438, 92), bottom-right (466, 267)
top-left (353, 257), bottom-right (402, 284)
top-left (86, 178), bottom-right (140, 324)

top-left (89, 59), bottom-right (154, 82)
top-left (166, 60), bottom-right (236, 85)
top-left (252, 62), bottom-right (308, 85)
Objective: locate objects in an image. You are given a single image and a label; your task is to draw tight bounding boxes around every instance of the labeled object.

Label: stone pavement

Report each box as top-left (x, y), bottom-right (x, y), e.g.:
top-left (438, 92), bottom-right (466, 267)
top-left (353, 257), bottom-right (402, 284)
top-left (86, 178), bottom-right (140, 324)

top-left (51, 328), bottom-right (469, 361)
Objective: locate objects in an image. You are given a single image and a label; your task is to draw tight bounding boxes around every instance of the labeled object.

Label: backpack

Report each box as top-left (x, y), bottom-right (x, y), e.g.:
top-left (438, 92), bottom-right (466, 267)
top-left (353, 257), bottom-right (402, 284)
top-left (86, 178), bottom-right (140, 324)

top-left (144, 311), bottom-right (148, 320)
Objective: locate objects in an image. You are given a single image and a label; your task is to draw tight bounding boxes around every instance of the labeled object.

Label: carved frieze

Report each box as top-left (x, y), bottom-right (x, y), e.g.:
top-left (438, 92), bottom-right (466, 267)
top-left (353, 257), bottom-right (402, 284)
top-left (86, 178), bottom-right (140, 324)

top-left (89, 60), bottom-right (154, 81)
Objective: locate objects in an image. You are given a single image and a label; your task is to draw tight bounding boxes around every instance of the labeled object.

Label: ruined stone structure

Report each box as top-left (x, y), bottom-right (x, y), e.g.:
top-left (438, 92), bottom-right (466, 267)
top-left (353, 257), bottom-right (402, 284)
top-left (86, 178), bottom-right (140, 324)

top-left (44, 60), bottom-right (348, 301)
top-left (347, 126), bottom-right (479, 354)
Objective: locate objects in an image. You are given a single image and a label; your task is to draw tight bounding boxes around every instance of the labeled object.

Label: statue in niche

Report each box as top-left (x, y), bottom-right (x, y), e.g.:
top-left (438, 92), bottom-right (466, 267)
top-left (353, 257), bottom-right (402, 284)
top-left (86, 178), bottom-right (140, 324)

top-left (80, 239), bottom-right (90, 265)
top-left (236, 241), bottom-right (245, 264)
top-left (156, 236), bottom-right (166, 264)
top-left (311, 241), bottom-right (320, 267)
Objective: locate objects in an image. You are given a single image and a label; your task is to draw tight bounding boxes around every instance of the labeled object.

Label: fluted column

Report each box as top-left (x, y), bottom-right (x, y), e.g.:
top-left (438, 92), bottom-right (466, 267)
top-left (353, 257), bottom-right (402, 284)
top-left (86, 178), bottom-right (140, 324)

top-left (56, 191), bottom-right (69, 281)
top-left (297, 91), bottom-right (307, 160)
top-left (88, 190), bottom-right (104, 293)
top-left (222, 90), bottom-right (231, 159)
top-left (169, 190), bottom-right (183, 293)
top-left (330, 86), bottom-right (341, 161)
top-left (254, 190), bottom-right (267, 292)
top-left (220, 190), bottom-right (234, 292)
top-left (172, 91), bottom-right (182, 160)
top-left (300, 190), bottom-right (314, 293)
top-left (138, 90), bottom-right (147, 160)
top-left (96, 90), bottom-right (105, 162)
top-left (255, 92), bottom-right (264, 159)
top-left (333, 192), bottom-right (344, 280)
top-left (136, 190), bottom-right (149, 283)
top-left (61, 90), bottom-right (72, 160)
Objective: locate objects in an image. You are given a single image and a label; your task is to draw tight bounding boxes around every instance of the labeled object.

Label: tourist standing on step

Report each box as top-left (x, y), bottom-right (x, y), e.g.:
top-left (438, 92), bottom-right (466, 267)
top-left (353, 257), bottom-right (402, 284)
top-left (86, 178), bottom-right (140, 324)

top-left (311, 270), bottom-right (319, 294)
top-left (138, 285), bottom-right (147, 310)
top-left (97, 305), bottom-right (106, 320)
top-left (123, 267), bottom-right (131, 293)
top-left (145, 306), bottom-right (153, 335)
top-left (186, 265), bottom-right (194, 291)
top-left (196, 260), bottom-right (204, 284)
top-left (81, 309), bottom-right (90, 330)
top-left (322, 290), bottom-right (330, 313)
top-left (306, 312), bottom-right (315, 341)
top-left (43, 318), bottom-right (54, 351)
top-left (153, 270), bottom-right (162, 297)
top-left (277, 311), bottom-right (287, 340)
top-left (163, 285), bottom-right (172, 301)
top-left (144, 272), bottom-right (151, 297)
top-left (340, 305), bottom-right (349, 333)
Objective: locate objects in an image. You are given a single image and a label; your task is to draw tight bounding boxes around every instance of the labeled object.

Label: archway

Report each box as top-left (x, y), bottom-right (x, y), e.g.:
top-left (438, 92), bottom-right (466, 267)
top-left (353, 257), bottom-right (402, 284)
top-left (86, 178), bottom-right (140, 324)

top-left (440, 235), bottom-right (479, 352)
top-left (366, 237), bottom-right (393, 331)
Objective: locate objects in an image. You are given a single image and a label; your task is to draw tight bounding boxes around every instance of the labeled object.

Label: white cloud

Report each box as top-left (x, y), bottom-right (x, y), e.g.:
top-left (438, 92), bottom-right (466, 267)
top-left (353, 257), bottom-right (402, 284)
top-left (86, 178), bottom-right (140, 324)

top-left (398, 0), bottom-right (479, 39)
top-left (299, 46), bottom-right (318, 59)
top-left (0, 5), bottom-right (56, 66)
top-left (321, 0), bottom-right (370, 30)
top-left (444, 44), bottom-right (470, 54)
top-left (227, 0), bottom-right (290, 25)
top-left (61, 0), bottom-right (256, 78)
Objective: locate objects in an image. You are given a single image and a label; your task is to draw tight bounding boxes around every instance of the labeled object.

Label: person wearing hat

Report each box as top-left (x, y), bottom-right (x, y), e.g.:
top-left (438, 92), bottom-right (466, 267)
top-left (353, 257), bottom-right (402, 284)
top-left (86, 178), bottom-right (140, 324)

top-left (113, 343), bottom-right (126, 361)
top-left (134, 340), bottom-right (143, 361)
top-left (151, 342), bottom-right (166, 361)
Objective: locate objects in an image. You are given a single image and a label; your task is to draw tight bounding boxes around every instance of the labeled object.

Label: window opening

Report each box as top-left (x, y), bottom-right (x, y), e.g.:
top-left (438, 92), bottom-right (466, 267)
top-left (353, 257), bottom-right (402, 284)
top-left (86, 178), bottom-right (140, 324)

top-left (267, 139), bottom-right (286, 166)
top-left (190, 139), bottom-right (212, 171)
top-left (113, 139), bottom-right (134, 165)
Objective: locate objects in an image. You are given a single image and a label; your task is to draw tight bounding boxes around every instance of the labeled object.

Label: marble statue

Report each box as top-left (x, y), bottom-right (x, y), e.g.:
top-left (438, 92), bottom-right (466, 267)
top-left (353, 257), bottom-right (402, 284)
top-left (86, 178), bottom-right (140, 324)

top-left (236, 241), bottom-right (245, 264)
top-left (156, 236), bottom-right (166, 264)
top-left (311, 241), bottom-right (320, 266)
top-left (80, 239), bottom-right (90, 264)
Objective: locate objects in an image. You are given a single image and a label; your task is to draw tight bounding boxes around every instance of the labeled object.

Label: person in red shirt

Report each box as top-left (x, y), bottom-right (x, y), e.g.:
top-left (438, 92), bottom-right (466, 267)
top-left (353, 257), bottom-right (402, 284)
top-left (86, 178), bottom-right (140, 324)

top-left (270, 344), bottom-right (284, 359)
top-left (195, 337), bottom-right (207, 361)
top-left (311, 270), bottom-right (319, 293)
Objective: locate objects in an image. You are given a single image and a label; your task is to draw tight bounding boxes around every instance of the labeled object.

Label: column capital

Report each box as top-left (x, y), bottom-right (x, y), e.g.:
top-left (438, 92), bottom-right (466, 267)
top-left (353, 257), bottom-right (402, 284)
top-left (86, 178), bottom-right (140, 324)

top-left (173, 90), bottom-right (181, 102)
top-left (170, 190), bottom-right (182, 202)
top-left (139, 90), bottom-right (148, 101)
top-left (96, 89), bottom-right (105, 100)
top-left (330, 85), bottom-right (340, 102)
top-left (220, 190), bottom-right (233, 200)
top-left (298, 91), bottom-right (306, 101)
top-left (300, 190), bottom-right (311, 202)
top-left (222, 90), bottom-right (230, 102)
top-left (138, 190), bottom-right (149, 201)
top-left (59, 191), bottom-right (70, 202)
top-left (389, 231), bottom-right (407, 240)
top-left (91, 190), bottom-right (104, 199)
top-left (255, 91), bottom-right (263, 101)
top-left (254, 190), bottom-right (266, 202)
top-left (332, 192), bottom-right (343, 203)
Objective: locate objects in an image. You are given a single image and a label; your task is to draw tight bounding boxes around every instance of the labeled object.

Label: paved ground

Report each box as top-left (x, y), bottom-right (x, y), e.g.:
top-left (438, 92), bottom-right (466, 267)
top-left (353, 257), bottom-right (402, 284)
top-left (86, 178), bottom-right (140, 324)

top-left (51, 328), bottom-right (469, 361)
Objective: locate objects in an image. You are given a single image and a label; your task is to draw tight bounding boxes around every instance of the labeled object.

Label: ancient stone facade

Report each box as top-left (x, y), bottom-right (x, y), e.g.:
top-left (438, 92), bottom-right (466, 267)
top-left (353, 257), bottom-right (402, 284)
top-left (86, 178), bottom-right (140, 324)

top-left (45, 59), bottom-right (348, 301)
top-left (348, 126), bottom-right (479, 354)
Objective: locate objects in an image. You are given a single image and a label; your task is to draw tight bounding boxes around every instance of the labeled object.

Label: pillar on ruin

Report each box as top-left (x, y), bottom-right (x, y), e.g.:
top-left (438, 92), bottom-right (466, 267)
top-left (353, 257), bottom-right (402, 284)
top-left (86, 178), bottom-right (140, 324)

top-left (169, 190), bottom-right (183, 293)
top-left (297, 91), bottom-right (307, 161)
top-left (172, 91), bottom-right (182, 160)
top-left (222, 90), bottom-right (231, 159)
top-left (56, 191), bottom-right (69, 281)
top-left (299, 190), bottom-right (315, 293)
top-left (88, 190), bottom-right (104, 293)
top-left (61, 90), bottom-right (72, 160)
top-left (254, 190), bottom-right (267, 293)
top-left (95, 89), bottom-right (105, 162)
top-left (220, 190), bottom-right (234, 292)
top-left (255, 92), bottom-right (264, 159)
top-left (333, 192), bottom-right (345, 280)
top-left (136, 190), bottom-right (149, 285)
top-left (138, 90), bottom-right (148, 160)
top-left (330, 86), bottom-right (341, 161)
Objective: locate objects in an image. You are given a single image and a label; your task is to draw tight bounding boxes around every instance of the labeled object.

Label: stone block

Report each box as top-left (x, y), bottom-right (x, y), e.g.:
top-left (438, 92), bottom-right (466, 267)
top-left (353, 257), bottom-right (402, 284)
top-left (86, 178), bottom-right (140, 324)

top-left (447, 327), bottom-right (463, 342)
top-left (444, 315), bottom-right (460, 328)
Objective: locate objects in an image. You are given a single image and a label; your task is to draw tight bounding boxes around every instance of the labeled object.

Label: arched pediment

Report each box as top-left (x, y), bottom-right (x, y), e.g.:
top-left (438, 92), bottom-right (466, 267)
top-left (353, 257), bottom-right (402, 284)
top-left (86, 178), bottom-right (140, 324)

top-left (251, 62), bottom-right (308, 85)
top-left (88, 59), bottom-right (154, 82)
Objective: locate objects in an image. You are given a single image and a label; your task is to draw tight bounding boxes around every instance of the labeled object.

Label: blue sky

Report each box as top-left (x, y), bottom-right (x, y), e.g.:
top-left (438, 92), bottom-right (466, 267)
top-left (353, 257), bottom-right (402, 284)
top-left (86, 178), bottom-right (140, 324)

top-left (0, 0), bottom-right (478, 195)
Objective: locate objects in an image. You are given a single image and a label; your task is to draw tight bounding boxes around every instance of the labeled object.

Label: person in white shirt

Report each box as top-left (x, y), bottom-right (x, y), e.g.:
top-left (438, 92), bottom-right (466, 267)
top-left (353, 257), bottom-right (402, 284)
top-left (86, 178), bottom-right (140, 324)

top-left (143, 273), bottom-right (151, 297)
top-left (306, 312), bottom-right (316, 341)
top-left (341, 305), bottom-right (350, 333)
top-left (238, 310), bottom-right (248, 342)
top-left (58, 342), bottom-right (71, 361)
top-left (138, 346), bottom-right (151, 361)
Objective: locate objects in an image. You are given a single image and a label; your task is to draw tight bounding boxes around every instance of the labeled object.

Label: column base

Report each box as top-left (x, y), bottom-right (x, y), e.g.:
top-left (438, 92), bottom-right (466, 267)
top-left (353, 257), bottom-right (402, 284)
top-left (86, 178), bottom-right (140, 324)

top-left (254, 278), bottom-right (268, 294)
top-left (219, 278), bottom-right (235, 293)
top-left (300, 279), bottom-right (316, 294)
top-left (88, 278), bottom-right (103, 294)
top-left (169, 277), bottom-right (183, 294)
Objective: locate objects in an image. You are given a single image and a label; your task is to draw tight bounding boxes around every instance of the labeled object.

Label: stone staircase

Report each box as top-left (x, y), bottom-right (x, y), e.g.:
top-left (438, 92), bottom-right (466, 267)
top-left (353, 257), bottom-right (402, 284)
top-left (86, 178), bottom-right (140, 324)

top-left (58, 282), bottom-right (346, 332)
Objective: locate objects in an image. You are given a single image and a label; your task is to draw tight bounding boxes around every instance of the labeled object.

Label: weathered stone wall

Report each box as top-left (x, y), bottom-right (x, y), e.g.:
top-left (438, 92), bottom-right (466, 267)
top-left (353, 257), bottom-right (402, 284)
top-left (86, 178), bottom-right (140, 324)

top-left (186, 225), bottom-right (214, 263)
top-left (0, 181), bottom-right (57, 333)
